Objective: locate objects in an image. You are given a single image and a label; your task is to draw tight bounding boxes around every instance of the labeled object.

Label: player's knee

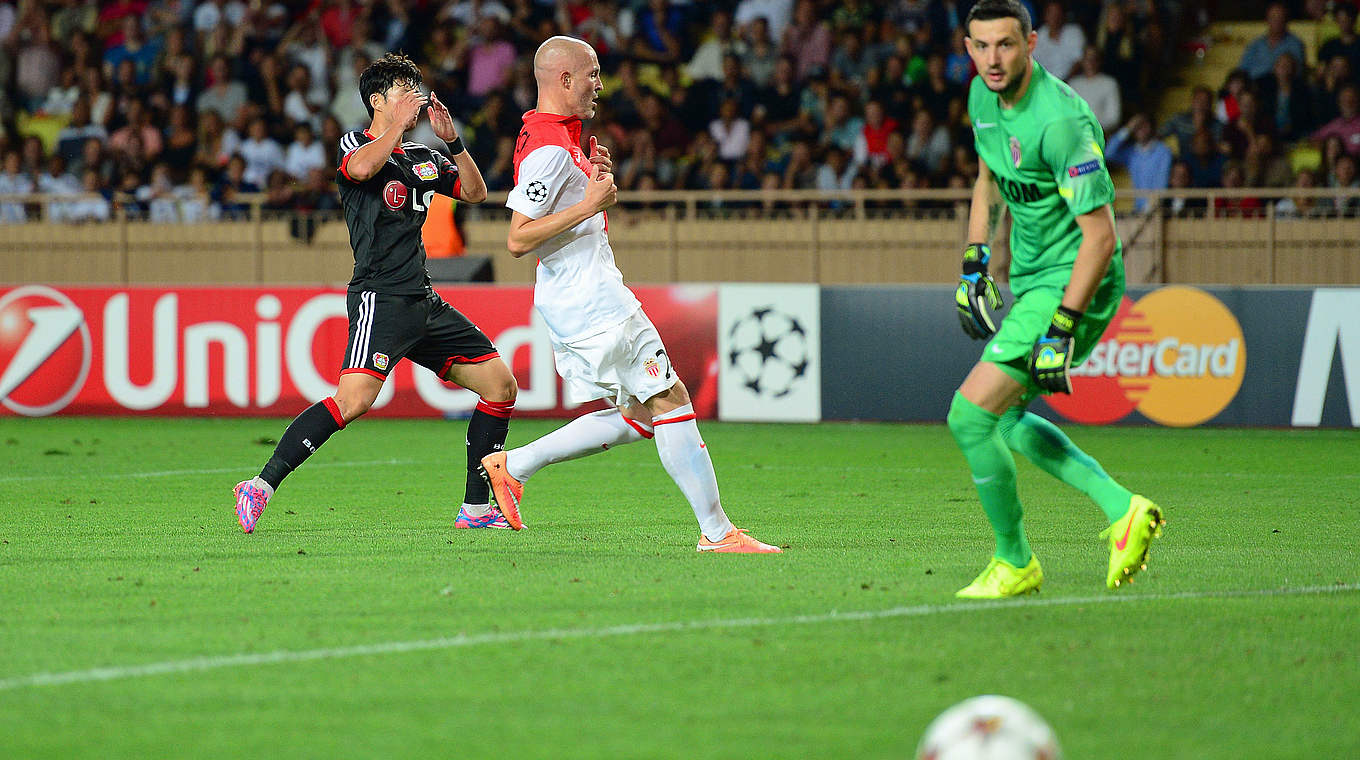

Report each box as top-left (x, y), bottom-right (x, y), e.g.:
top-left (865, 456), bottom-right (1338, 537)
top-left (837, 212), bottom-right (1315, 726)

top-left (334, 390), bottom-right (375, 421)
top-left (947, 391), bottom-right (991, 445)
top-left (484, 375), bottom-right (517, 404)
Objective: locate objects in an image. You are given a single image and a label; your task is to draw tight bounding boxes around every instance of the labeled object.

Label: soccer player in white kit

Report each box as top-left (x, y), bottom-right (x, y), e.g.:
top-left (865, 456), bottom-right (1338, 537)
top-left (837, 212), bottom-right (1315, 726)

top-left (479, 36), bottom-right (780, 553)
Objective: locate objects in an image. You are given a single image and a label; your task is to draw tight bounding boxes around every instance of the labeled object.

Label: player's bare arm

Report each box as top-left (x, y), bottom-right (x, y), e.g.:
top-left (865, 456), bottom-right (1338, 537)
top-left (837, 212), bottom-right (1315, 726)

top-left (967, 158), bottom-right (1006, 245)
top-left (1063, 205), bottom-right (1117, 312)
top-left (346, 87), bottom-right (425, 182)
top-left (428, 90), bottom-right (488, 204)
top-left (957, 157), bottom-right (1006, 340)
top-left (506, 163), bottom-right (617, 257)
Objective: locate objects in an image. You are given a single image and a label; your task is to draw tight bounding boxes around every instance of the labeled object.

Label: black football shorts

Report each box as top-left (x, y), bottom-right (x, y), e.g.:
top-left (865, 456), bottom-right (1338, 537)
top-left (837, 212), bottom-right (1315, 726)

top-left (341, 289), bottom-right (499, 380)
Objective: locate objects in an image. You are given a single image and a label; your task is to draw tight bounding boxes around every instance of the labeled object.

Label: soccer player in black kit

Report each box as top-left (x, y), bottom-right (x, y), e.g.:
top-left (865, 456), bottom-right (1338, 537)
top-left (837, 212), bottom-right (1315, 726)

top-left (234, 53), bottom-right (520, 532)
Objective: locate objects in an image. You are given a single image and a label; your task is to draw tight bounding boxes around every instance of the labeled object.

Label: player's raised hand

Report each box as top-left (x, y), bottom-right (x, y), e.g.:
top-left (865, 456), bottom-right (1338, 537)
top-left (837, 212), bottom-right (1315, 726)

top-left (955, 243), bottom-right (1004, 339)
top-left (427, 91), bottom-right (458, 142)
top-left (391, 89), bottom-right (426, 131)
top-left (1030, 306), bottom-right (1082, 394)
top-left (588, 135), bottom-right (613, 173)
top-left (585, 161), bottom-right (617, 212)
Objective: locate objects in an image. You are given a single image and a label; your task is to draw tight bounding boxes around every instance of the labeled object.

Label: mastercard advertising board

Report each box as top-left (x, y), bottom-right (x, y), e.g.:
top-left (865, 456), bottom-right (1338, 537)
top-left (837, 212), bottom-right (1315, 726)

top-left (1039, 286), bottom-right (1247, 427)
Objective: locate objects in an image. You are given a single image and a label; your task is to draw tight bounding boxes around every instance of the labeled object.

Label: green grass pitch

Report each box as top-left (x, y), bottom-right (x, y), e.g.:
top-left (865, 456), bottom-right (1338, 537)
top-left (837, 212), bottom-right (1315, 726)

top-left (1, 416), bottom-right (1357, 758)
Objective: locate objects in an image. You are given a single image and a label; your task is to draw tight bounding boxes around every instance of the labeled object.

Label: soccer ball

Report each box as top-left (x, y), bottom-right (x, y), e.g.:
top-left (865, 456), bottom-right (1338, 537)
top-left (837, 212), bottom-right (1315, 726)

top-left (725, 306), bottom-right (810, 398)
top-left (915, 695), bottom-right (1063, 760)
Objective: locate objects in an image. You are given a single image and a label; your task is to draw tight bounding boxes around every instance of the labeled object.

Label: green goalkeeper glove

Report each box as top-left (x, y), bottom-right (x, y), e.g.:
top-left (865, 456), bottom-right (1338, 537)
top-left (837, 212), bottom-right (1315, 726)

top-left (955, 243), bottom-right (1003, 340)
top-left (1030, 306), bottom-right (1083, 394)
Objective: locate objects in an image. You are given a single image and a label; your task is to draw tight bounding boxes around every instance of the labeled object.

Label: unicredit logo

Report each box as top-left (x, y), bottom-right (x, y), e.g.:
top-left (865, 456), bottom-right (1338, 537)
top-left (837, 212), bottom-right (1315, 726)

top-left (1045, 286), bottom-right (1246, 427)
top-left (0, 285), bottom-right (92, 416)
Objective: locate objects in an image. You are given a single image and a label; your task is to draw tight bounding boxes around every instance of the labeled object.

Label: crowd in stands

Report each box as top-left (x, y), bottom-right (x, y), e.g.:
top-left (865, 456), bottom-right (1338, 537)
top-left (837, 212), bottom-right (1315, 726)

top-left (0, 0), bottom-right (1330, 224)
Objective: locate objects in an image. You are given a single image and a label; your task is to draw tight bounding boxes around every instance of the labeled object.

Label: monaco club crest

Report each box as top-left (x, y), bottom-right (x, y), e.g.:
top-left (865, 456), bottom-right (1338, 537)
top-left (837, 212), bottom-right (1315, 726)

top-left (1009, 136), bottom-right (1022, 167)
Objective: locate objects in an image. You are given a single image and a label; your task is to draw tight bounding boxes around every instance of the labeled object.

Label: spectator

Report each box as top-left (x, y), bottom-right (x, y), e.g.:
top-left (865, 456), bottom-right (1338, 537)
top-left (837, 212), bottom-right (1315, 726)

top-left (1184, 129), bottom-right (1226, 187)
top-left (238, 117), bottom-right (284, 188)
top-left (1313, 54), bottom-right (1353, 126)
top-left (914, 53), bottom-right (957, 123)
top-left (196, 109), bottom-right (241, 170)
top-left (1095, 2), bottom-right (1141, 100)
top-left (632, 0), bottom-right (685, 65)
top-left (709, 98), bottom-right (751, 163)
top-left (1162, 160), bottom-right (1207, 217)
top-left (741, 17), bottom-right (780, 87)
top-left (197, 55), bottom-right (248, 124)
top-left (15, 20), bottom-right (62, 110)
top-left (688, 8), bottom-right (743, 83)
top-left (1222, 91), bottom-right (1271, 159)
top-left (945, 27), bottom-right (973, 86)
top-left (1214, 161), bottom-right (1263, 217)
top-left (174, 166), bottom-right (220, 222)
top-left (1277, 168), bottom-right (1322, 218)
top-left (1069, 46), bottom-right (1121, 133)
top-left (282, 64), bottom-right (323, 130)
top-left (1256, 53), bottom-right (1315, 142)
top-left (56, 98), bottom-right (109, 164)
top-left (821, 94), bottom-right (863, 153)
top-left (193, 0), bottom-right (247, 39)
top-left (1216, 69), bottom-right (1251, 124)
top-left (284, 122), bottom-right (325, 180)
top-left (1312, 84), bottom-right (1360, 156)
top-left (281, 18), bottom-right (330, 106)
top-left (0, 151), bottom-right (33, 223)
top-left (467, 15), bottom-right (517, 101)
top-left (1106, 113), bottom-right (1172, 211)
top-left (905, 109), bottom-right (950, 174)
top-left (1319, 3), bottom-right (1360, 77)
top-left (41, 67), bottom-right (81, 117)
top-left (166, 55), bottom-right (198, 109)
top-left (1238, 2), bottom-right (1305, 80)
top-left (1033, 1), bottom-right (1085, 80)
top-left (815, 146), bottom-right (856, 191)
top-left (782, 139), bottom-right (817, 188)
top-left (103, 16), bottom-right (160, 86)
top-left (782, 0), bottom-right (832, 80)
top-left (854, 100), bottom-right (900, 169)
top-left (1160, 86), bottom-right (1223, 151)
top-left (109, 100), bottom-right (164, 164)
top-left (161, 104), bottom-right (198, 174)
top-left (214, 154), bottom-right (259, 219)
top-left (1244, 133), bottom-right (1293, 188)
top-left (735, 0), bottom-right (795, 45)
top-left (756, 56), bottom-right (802, 137)
top-left (138, 162), bottom-right (179, 222)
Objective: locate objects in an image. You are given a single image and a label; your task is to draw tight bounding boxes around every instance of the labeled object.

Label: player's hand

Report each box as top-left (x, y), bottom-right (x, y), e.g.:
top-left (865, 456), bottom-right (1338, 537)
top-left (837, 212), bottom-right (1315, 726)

top-left (588, 135), bottom-right (613, 173)
top-left (427, 91), bottom-right (458, 142)
top-left (391, 89), bottom-right (426, 132)
top-left (955, 243), bottom-right (1003, 339)
top-left (1029, 306), bottom-right (1082, 394)
top-left (585, 161), bottom-right (617, 212)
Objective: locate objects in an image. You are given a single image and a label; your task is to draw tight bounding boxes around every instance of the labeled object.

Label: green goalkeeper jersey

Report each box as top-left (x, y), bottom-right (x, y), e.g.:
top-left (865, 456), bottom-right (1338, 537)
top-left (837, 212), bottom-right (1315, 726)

top-left (968, 61), bottom-right (1122, 295)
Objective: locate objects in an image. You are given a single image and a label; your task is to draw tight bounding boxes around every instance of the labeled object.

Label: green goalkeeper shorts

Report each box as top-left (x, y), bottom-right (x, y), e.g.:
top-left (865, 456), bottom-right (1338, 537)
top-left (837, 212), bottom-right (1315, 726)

top-left (982, 264), bottom-right (1125, 401)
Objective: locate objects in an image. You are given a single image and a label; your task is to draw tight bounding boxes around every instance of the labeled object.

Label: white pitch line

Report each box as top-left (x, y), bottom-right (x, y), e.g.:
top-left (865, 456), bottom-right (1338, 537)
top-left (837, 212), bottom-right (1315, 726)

top-left (1, 584), bottom-right (1354, 693)
top-left (0, 458), bottom-right (423, 484)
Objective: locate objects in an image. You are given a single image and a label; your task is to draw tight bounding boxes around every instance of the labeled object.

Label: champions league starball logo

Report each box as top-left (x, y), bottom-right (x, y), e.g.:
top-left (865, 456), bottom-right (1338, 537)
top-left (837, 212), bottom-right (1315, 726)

top-left (0, 286), bottom-right (92, 416)
top-left (525, 180), bottom-right (549, 203)
top-left (726, 306), bottom-right (810, 399)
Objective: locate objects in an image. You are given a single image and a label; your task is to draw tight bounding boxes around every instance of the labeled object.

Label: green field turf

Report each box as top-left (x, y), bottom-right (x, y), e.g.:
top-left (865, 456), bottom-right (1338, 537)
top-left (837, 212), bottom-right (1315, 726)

top-left (0, 416), bottom-right (1357, 759)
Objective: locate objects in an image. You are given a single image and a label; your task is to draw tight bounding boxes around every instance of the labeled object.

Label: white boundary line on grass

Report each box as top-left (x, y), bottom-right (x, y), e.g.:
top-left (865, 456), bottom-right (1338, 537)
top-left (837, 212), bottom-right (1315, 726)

top-left (0, 458), bottom-right (422, 483)
top-left (1, 583), bottom-right (1355, 692)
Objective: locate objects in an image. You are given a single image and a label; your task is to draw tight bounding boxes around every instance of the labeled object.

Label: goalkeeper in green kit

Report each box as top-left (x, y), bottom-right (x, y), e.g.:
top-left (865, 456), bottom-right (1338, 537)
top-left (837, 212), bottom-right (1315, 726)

top-left (948, 0), bottom-right (1164, 598)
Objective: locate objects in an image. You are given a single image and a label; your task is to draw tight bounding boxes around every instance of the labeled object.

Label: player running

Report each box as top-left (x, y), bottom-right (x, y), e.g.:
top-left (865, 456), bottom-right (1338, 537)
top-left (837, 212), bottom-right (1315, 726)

top-left (949, 0), bottom-right (1164, 597)
top-left (234, 53), bottom-right (519, 532)
top-left (480, 36), bottom-right (780, 553)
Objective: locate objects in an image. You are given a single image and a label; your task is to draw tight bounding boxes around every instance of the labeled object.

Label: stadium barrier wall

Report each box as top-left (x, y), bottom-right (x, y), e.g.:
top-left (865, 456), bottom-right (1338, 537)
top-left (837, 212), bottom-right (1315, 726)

top-left (819, 285), bottom-right (1360, 428)
top-left (4, 283), bottom-right (1356, 427)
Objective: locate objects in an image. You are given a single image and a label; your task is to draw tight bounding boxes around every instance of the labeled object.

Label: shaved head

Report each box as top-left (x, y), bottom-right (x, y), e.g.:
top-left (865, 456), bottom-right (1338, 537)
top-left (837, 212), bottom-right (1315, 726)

top-left (532, 35), bottom-right (603, 119)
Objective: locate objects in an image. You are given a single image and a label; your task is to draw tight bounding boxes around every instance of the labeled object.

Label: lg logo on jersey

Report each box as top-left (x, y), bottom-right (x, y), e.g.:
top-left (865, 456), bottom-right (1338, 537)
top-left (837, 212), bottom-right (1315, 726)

top-left (383, 181), bottom-right (437, 212)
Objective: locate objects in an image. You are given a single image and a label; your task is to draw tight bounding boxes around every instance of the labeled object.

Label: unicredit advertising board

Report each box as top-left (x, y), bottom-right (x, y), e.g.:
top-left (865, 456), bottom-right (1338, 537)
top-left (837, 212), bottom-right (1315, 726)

top-left (0, 285), bottom-right (719, 419)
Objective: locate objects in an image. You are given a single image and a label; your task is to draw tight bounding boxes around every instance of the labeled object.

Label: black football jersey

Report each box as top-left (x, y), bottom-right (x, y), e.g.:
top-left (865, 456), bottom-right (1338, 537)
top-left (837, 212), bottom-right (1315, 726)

top-left (336, 130), bottom-right (461, 295)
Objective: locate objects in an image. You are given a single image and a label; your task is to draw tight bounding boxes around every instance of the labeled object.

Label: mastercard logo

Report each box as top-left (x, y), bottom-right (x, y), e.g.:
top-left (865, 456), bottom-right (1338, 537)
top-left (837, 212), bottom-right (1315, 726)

top-left (1043, 286), bottom-right (1245, 427)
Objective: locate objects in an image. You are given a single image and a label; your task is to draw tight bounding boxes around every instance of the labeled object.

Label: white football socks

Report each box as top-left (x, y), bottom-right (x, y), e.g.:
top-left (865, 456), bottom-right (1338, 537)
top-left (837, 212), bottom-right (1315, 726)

top-left (505, 408), bottom-right (651, 482)
top-left (653, 404), bottom-right (733, 542)
top-left (460, 503), bottom-right (492, 517)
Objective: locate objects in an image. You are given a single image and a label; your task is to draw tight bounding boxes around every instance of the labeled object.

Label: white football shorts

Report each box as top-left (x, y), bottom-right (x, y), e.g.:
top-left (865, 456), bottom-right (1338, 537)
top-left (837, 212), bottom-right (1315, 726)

top-left (552, 308), bottom-right (677, 407)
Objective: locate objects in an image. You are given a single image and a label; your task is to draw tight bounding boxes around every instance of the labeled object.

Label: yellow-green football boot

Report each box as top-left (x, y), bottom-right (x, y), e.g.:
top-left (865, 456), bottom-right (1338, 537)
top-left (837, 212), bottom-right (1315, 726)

top-left (955, 555), bottom-right (1044, 599)
top-left (1101, 495), bottom-right (1166, 589)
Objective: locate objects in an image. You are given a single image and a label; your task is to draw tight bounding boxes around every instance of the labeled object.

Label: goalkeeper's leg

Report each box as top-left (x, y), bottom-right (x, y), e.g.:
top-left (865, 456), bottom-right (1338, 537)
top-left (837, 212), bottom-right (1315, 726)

top-left (947, 391), bottom-right (1031, 569)
top-left (997, 407), bottom-right (1131, 523)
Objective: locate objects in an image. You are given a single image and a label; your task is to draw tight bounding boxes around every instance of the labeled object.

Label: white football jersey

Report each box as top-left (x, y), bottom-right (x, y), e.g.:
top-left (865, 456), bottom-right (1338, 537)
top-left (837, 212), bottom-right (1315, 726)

top-left (506, 144), bottom-right (640, 344)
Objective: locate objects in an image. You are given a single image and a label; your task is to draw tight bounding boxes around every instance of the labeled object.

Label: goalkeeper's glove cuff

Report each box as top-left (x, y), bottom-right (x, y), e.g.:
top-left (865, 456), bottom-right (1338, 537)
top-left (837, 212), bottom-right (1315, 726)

top-left (1048, 305), bottom-right (1083, 338)
top-left (962, 242), bottom-right (991, 275)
